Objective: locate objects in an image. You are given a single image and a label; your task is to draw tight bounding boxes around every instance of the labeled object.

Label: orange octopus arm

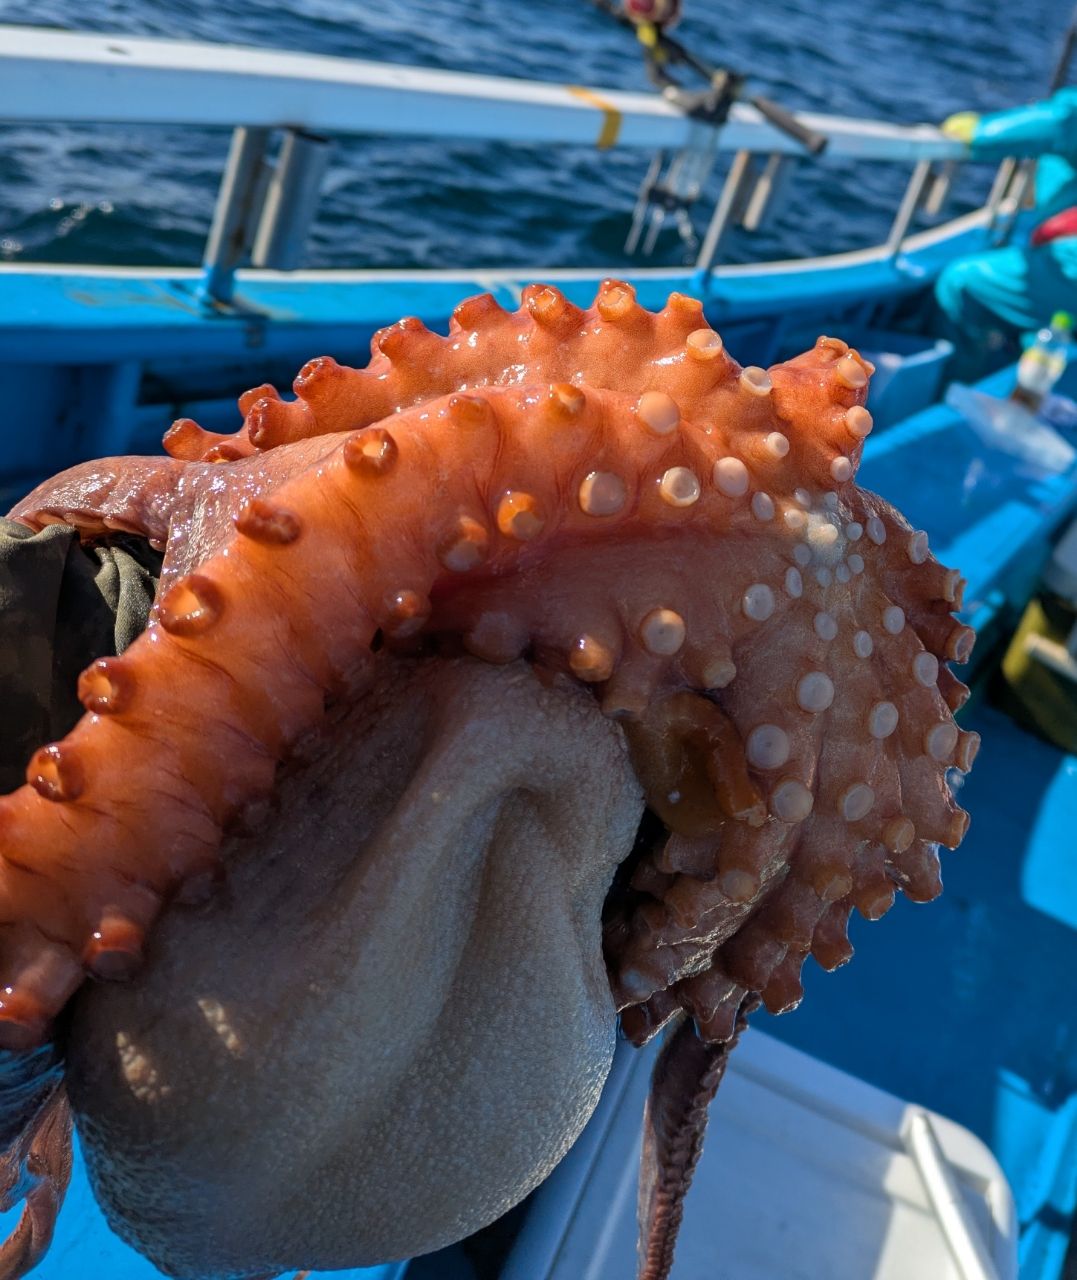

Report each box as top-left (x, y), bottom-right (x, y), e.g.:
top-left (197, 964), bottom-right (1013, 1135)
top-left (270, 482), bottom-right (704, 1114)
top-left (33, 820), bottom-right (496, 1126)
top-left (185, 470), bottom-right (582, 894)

top-left (0, 291), bottom-right (974, 1057)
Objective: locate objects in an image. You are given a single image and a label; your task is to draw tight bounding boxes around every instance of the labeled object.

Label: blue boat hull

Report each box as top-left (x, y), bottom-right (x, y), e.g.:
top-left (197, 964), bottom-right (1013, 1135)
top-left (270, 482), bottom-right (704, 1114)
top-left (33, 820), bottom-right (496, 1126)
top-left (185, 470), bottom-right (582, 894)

top-left (0, 210), bottom-right (1008, 488)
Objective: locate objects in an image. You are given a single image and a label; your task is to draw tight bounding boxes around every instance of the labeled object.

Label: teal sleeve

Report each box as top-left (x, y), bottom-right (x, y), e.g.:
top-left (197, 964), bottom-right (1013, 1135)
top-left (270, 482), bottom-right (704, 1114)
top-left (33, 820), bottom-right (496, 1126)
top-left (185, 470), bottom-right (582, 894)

top-left (971, 89), bottom-right (1077, 162)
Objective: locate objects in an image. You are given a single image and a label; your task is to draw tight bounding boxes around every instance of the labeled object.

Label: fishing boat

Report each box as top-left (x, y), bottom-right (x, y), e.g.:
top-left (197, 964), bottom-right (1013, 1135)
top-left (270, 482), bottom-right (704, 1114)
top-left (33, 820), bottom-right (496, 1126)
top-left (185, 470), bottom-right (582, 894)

top-left (1, 20), bottom-right (1075, 1280)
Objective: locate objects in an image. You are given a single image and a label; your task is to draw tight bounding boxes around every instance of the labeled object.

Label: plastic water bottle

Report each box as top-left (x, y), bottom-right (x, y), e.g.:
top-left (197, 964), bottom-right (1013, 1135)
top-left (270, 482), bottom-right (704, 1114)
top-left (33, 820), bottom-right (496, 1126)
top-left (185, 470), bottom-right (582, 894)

top-left (1011, 311), bottom-right (1073, 412)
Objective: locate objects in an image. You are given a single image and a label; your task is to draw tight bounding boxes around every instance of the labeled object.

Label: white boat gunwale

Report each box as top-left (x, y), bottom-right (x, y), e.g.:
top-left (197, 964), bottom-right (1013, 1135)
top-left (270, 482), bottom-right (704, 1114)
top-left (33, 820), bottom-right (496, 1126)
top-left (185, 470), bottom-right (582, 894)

top-left (0, 25), bottom-right (1030, 301)
top-left (0, 25), bottom-right (966, 161)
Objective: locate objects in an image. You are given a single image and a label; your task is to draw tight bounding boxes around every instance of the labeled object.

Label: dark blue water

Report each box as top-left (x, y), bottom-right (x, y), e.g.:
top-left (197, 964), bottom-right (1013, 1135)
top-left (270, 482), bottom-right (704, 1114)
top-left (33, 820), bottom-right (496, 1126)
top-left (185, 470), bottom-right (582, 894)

top-left (0, 0), bottom-right (1072, 271)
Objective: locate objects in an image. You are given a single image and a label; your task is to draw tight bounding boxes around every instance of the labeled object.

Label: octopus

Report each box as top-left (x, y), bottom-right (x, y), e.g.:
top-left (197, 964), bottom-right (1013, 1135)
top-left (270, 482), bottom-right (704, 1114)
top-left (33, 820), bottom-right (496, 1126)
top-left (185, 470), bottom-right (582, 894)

top-left (0, 280), bottom-right (977, 1280)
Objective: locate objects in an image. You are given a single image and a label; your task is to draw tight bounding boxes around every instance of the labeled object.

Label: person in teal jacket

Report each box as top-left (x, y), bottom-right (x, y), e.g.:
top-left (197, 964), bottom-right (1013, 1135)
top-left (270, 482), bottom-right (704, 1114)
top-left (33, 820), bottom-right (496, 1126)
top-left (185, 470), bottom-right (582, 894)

top-left (934, 90), bottom-right (1077, 378)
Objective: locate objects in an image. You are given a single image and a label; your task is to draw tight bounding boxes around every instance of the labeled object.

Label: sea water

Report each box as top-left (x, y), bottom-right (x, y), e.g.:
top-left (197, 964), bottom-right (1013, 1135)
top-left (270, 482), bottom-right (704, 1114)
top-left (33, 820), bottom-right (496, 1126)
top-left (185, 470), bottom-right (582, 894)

top-left (0, 0), bottom-right (1071, 271)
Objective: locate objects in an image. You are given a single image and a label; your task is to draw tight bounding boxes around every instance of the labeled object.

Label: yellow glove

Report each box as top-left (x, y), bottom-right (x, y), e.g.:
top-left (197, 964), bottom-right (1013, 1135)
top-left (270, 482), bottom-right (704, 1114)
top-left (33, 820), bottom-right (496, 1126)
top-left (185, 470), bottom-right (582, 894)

top-left (941, 111), bottom-right (980, 144)
top-left (635, 20), bottom-right (659, 48)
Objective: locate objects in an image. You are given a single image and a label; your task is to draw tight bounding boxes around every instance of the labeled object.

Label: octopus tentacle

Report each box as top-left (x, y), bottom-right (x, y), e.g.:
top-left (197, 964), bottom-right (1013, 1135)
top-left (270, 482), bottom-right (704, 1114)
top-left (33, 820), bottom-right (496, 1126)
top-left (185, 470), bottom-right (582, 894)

top-left (603, 471), bottom-right (973, 1041)
top-left (0, 283), bottom-right (977, 1280)
top-left (159, 284), bottom-right (846, 462)
top-left (11, 436), bottom-right (346, 589)
top-left (2, 308), bottom-right (972, 1051)
top-left (637, 999), bottom-right (756, 1280)
top-left (0, 1085), bottom-right (71, 1280)
top-left (161, 383), bottom-right (284, 462)
top-left (6, 390), bottom-right (964, 1044)
top-left (11, 456), bottom-right (186, 551)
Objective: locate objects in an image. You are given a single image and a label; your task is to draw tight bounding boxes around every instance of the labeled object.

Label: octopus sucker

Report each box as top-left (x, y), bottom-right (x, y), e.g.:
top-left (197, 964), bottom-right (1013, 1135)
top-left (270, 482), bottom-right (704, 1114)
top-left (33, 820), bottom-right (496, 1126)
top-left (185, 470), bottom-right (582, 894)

top-left (0, 282), bottom-right (976, 1280)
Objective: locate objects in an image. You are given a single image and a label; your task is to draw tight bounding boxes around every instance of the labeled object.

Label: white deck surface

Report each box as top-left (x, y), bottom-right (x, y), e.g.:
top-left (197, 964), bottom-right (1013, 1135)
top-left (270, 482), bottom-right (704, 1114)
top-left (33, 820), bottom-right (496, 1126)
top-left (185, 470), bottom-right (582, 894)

top-left (503, 1030), bottom-right (1017, 1280)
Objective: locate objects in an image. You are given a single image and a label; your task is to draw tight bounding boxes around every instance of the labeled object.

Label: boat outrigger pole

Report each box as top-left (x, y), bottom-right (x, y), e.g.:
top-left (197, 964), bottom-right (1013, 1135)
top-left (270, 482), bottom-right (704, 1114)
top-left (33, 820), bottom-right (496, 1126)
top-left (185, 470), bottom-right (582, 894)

top-left (1048, 1), bottom-right (1077, 92)
top-left (590, 0), bottom-right (827, 255)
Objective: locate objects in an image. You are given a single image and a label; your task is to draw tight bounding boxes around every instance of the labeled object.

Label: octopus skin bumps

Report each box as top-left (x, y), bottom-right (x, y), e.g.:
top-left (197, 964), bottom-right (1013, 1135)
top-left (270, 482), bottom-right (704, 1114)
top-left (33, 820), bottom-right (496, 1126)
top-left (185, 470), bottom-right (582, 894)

top-left (0, 281), bottom-right (976, 1280)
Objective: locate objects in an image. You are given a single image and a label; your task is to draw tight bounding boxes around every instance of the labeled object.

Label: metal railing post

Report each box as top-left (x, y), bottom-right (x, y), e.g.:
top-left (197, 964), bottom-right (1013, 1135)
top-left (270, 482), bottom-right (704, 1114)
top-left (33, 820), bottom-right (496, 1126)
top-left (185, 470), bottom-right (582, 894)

top-left (201, 126), bottom-right (271, 306)
top-left (696, 150), bottom-right (757, 278)
top-left (986, 158), bottom-right (1019, 214)
top-left (740, 153), bottom-right (791, 232)
top-left (886, 159), bottom-right (934, 260)
top-left (922, 159), bottom-right (957, 218)
top-left (988, 158), bottom-right (1034, 247)
top-left (251, 129), bottom-right (331, 271)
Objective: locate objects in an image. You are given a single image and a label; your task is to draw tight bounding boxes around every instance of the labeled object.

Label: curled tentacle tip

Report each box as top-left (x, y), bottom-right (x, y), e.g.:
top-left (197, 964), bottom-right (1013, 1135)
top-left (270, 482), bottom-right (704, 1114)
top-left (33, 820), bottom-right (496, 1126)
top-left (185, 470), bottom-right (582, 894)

top-left (0, 287), bottom-right (982, 1280)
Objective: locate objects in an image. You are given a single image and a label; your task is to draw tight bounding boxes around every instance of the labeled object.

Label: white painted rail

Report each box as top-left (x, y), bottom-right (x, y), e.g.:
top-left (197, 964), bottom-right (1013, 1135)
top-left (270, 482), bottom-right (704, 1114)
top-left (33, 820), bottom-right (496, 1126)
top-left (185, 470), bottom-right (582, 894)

top-left (0, 26), bottom-right (966, 163)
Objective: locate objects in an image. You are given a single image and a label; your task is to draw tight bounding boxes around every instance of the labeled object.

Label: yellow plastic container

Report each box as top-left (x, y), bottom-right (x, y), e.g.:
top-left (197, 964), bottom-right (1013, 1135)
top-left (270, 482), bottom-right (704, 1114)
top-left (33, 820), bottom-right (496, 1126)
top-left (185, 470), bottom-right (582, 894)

top-left (1002, 513), bottom-right (1077, 751)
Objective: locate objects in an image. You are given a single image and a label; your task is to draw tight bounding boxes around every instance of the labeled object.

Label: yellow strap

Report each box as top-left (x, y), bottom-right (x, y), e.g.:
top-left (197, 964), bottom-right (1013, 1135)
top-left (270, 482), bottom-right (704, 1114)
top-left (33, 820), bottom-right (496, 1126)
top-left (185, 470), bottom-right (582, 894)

top-left (567, 85), bottom-right (623, 150)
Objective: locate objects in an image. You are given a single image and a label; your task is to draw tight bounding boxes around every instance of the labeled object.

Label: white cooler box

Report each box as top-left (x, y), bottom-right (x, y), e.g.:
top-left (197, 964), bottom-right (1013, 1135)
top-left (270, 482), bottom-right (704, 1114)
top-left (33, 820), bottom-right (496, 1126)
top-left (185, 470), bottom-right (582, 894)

top-left (502, 1032), bottom-right (1018, 1280)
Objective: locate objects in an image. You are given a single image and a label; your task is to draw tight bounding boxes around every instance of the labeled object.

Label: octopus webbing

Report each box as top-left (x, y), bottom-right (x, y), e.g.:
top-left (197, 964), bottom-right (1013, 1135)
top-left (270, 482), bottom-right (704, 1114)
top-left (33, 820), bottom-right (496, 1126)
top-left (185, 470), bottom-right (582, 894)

top-left (0, 280), bottom-right (977, 1280)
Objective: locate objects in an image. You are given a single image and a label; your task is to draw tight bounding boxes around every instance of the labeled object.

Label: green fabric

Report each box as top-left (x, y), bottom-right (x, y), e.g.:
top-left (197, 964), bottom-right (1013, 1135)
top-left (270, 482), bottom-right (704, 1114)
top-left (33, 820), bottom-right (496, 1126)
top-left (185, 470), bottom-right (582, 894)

top-left (0, 520), bottom-right (161, 794)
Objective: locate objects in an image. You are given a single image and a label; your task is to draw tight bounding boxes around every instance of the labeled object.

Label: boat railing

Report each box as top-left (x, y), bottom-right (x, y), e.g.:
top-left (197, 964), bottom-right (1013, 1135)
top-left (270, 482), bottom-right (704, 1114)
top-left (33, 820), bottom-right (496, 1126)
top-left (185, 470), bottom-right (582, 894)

top-left (0, 25), bottom-right (1027, 304)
